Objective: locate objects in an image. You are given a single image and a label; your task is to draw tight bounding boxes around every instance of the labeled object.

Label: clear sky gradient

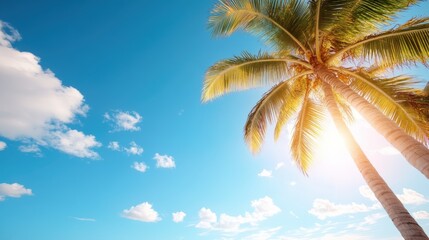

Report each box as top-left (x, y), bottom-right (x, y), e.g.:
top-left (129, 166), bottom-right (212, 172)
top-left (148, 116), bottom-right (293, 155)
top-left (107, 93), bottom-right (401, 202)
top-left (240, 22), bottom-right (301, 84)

top-left (0, 1), bottom-right (428, 240)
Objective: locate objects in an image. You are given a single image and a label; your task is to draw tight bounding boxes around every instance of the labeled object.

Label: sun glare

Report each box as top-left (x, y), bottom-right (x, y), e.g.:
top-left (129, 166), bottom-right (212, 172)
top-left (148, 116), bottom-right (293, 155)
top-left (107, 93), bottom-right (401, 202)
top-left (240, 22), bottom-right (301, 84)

top-left (316, 118), bottom-right (350, 165)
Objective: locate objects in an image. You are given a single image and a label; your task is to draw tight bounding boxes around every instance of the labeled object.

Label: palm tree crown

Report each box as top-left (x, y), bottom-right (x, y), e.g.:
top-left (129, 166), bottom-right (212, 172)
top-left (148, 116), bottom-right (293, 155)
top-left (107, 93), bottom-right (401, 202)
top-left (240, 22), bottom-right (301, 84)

top-left (202, 0), bottom-right (429, 174)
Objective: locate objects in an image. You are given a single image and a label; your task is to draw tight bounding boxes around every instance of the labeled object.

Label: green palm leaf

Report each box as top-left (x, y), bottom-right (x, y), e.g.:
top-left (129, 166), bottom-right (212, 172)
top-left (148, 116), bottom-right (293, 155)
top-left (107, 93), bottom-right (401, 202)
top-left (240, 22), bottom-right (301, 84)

top-left (291, 95), bottom-right (326, 174)
top-left (329, 18), bottom-right (429, 66)
top-left (209, 0), bottom-right (310, 51)
top-left (329, 0), bottom-right (421, 44)
top-left (202, 51), bottom-right (310, 102)
top-left (274, 78), bottom-right (307, 140)
top-left (244, 71), bottom-right (312, 153)
top-left (335, 67), bottom-right (429, 144)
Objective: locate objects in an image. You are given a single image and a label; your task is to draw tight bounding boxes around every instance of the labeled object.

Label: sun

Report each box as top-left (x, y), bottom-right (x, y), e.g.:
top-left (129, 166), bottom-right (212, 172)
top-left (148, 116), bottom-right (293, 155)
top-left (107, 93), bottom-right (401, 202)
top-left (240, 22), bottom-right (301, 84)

top-left (316, 117), bottom-right (350, 164)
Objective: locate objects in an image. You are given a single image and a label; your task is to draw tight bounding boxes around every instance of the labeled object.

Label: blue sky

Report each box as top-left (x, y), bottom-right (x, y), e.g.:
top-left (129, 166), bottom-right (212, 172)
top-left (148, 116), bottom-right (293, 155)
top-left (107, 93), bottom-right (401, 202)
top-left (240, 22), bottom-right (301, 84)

top-left (0, 1), bottom-right (428, 239)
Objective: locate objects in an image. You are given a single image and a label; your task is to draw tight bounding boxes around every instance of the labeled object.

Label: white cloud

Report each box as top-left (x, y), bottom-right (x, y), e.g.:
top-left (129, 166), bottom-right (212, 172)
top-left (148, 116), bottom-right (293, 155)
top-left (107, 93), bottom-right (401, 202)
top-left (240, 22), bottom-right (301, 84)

top-left (397, 188), bottom-right (428, 205)
top-left (104, 111), bottom-right (142, 132)
top-left (0, 21), bottom-right (100, 158)
top-left (413, 211), bottom-right (429, 220)
top-left (172, 211), bottom-right (186, 223)
top-left (289, 181), bottom-right (297, 187)
top-left (308, 199), bottom-right (377, 220)
top-left (18, 144), bottom-right (41, 153)
top-left (47, 130), bottom-right (101, 159)
top-left (0, 141), bottom-right (6, 151)
top-left (360, 185), bottom-right (428, 205)
top-left (378, 146), bottom-right (400, 155)
top-left (122, 202), bottom-right (161, 222)
top-left (73, 217), bottom-right (96, 222)
top-left (196, 196), bottom-right (281, 233)
top-left (132, 162), bottom-right (148, 173)
top-left (154, 153), bottom-right (175, 168)
top-left (196, 208), bottom-right (217, 229)
top-left (275, 162), bottom-right (285, 170)
top-left (108, 141), bottom-right (120, 151)
top-left (124, 141), bottom-right (143, 155)
top-left (359, 186), bottom-right (377, 202)
top-left (0, 183), bottom-right (32, 201)
top-left (258, 169), bottom-right (272, 178)
top-left (351, 213), bottom-right (386, 231)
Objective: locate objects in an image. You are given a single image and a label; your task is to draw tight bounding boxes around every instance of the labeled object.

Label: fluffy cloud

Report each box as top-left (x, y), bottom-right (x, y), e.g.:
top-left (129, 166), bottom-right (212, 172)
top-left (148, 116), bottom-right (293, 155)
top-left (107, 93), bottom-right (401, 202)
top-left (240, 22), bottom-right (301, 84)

top-left (359, 186), bottom-right (377, 202)
top-left (0, 21), bottom-right (100, 158)
top-left (154, 153), bottom-right (175, 168)
top-left (310, 186), bottom-right (428, 220)
top-left (258, 169), bottom-right (272, 178)
top-left (108, 141), bottom-right (120, 151)
top-left (172, 211), bottom-right (186, 223)
top-left (360, 185), bottom-right (428, 205)
top-left (104, 111), bottom-right (142, 132)
top-left (0, 183), bottom-right (32, 201)
top-left (124, 141), bottom-right (143, 155)
top-left (0, 141), bottom-right (6, 151)
top-left (413, 211), bottom-right (429, 220)
top-left (196, 208), bottom-right (217, 229)
top-left (18, 144), bottom-right (41, 153)
top-left (196, 197), bottom-right (281, 233)
top-left (47, 130), bottom-right (100, 159)
top-left (397, 188), bottom-right (428, 205)
top-left (308, 199), bottom-right (377, 220)
top-left (132, 162), bottom-right (148, 173)
top-left (122, 202), bottom-right (161, 222)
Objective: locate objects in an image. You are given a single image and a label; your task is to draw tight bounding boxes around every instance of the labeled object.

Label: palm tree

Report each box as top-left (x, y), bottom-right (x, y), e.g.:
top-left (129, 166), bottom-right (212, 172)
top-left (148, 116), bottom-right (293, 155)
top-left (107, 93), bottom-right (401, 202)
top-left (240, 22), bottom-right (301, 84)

top-left (204, 0), bottom-right (429, 178)
top-left (202, 0), bottom-right (429, 239)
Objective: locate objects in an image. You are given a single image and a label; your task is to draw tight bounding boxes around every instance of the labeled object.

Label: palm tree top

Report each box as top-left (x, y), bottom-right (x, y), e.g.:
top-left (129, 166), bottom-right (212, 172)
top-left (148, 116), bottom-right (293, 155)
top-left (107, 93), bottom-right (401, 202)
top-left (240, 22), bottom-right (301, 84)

top-left (202, 0), bottom-right (429, 172)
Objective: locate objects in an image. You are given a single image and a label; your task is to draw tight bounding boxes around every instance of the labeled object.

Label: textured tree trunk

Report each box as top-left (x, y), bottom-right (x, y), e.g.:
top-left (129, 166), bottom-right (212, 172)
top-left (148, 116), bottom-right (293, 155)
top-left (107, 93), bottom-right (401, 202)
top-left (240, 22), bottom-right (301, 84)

top-left (314, 64), bottom-right (429, 179)
top-left (322, 83), bottom-right (429, 240)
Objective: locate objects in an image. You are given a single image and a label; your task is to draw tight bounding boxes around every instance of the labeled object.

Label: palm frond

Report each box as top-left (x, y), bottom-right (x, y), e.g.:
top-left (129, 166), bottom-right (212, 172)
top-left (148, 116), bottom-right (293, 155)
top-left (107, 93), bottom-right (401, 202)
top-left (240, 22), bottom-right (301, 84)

top-left (329, 18), bottom-right (429, 66)
top-left (329, 0), bottom-right (422, 44)
top-left (335, 67), bottom-right (429, 144)
top-left (291, 96), bottom-right (326, 174)
top-left (202, 51), bottom-right (310, 102)
top-left (331, 88), bottom-right (355, 123)
top-left (311, 0), bottom-right (352, 32)
top-left (209, 0), bottom-right (310, 52)
top-left (244, 71), bottom-right (312, 153)
top-left (274, 77), bottom-right (307, 139)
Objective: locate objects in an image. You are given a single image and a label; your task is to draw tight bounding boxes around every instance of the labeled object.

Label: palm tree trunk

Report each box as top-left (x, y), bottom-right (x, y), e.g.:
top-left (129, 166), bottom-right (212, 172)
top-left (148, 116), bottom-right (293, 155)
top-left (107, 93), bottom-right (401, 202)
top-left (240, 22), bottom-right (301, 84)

top-left (314, 64), bottom-right (429, 179)
top-left (322, 82), bottom-right (428, 240)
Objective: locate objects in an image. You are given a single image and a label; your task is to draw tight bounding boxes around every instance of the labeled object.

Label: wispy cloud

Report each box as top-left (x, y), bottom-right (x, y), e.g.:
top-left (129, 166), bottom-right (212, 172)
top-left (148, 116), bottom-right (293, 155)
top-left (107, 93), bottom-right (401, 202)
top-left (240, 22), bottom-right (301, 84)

top-left (0, 21), bottom-right (100, 158)
top-left (377, 146), bottom-right (400, 156)
top-left (122, 202), bottom-right (161, 222)
top-left (104, 110), bottom-right (142, 132)
top-left (258, 169), bottom-right (272, 178)
top-left (413, 211), bottom-right (429, 220)
top-left (308, 198), bottom-right (378, 220)
top-left (0, 141), bottom-right (6, 151)
top-left (275, 162), bottom-right (285, 170)
top-left (18, 144), bottom-right (41, 154)
top-left (73, 217), bottom-right (96, 222)
top-left (0, 183), bottom-right (32, 201)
